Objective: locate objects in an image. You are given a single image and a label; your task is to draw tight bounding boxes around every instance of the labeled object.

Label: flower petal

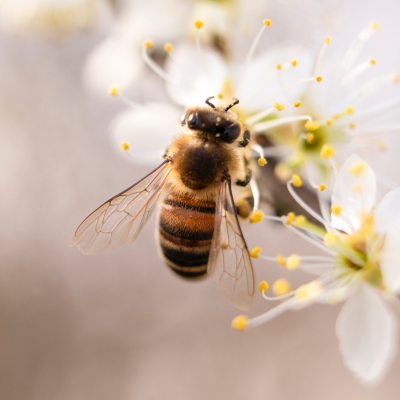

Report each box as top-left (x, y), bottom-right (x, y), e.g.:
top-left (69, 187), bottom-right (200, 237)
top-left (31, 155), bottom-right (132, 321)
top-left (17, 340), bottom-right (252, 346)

top-left (378, 227), bottom-right (400, 294)
top-left (164, 43), bottom-right (228, 107)
top-left (111, 103), bottom-right (181, 166)
top-left (374, 187), bottom-right (400, 234)
top-left (336, 283), bottom-right (397, 384)
top-left (84, 36), bottom-right (144, 95)
top-left (331, 154), bottom-right (376, 234)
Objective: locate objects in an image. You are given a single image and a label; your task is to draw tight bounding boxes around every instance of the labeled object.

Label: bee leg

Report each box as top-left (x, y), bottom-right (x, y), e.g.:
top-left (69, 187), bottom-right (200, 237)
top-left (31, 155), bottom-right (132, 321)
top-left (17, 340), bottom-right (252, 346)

top-left (235, 167), bottom-right (252, 187)
top-left (238, 129), bottom-right (250, 148)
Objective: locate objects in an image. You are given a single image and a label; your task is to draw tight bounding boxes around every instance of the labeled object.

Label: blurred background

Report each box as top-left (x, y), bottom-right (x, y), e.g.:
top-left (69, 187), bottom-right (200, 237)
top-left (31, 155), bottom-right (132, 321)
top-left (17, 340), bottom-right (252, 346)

top-left (1, 0), bottom-right (400, 399)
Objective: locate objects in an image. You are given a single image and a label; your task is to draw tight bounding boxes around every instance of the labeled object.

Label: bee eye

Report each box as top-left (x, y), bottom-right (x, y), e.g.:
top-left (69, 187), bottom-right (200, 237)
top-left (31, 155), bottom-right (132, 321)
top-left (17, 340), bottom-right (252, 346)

top-left (187, 112), bottom-right (198, 129)
top-left (221, 123), bottom-right (240, 143)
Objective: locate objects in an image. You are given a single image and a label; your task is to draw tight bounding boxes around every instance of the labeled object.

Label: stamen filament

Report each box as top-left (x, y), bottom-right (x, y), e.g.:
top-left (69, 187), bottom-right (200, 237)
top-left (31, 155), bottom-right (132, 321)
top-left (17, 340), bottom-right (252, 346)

top-left (312, 38), bottom-right (330, 77)
top-left (250, 179), bottom-right (260, 211)
top-left (238, 22), bottom-right (268, 92)
top-left (340, 59), bottom-right (375, 87)
top-left (245, 107), bottom-right (275, 125)
top-left (287, 181), bottom-right (331, 231)
top-left (142, 47), bottom-right (176, 85)
top-left (246, 298), bottom-right (295, 328)
top-left (348, 73), bottom-right (396, 103)
top-left (195, 29), bottom-right (215, 90)
top-left (339, 23), bottom-right (377, 76)
top-left (252, 115), bottom-right (313, 133)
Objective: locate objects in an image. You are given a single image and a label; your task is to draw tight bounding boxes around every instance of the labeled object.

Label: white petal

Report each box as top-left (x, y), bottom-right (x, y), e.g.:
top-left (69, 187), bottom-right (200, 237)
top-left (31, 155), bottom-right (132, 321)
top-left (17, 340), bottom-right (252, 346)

top-left (164, 43), bottom-right (228, 107)
top-left (374, 188), bottom-right (400, 234)
top-left (238, 46), bottom-right (313, 112)
top-left (84, 36), bottom-right (143, 95)
top-left (336, 283), bottom-right (397, 384)
top-left (331, 154), bottom-right (376, 234)
top-left (379, 227), bottom-right (400, 294)
top-left (111, 103), bottom-right (181, 167)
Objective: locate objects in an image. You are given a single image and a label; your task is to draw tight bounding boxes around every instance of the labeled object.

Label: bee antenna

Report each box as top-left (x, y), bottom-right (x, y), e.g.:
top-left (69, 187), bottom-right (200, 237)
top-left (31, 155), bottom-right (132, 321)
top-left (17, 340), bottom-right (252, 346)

top-left (205, 96), bottom-right (216, 109)
top-left (225, 98), bottom-right (239, 111)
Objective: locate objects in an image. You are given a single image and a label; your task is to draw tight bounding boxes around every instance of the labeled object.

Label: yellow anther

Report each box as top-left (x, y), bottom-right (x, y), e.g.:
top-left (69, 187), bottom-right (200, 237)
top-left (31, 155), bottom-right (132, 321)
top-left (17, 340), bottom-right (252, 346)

top-left (259, 281), bottom-right (269, 293)
top-left (332, 114), bottom-right (340, 120)
top-left (164, 43), bottom-right (173, 53)
top-left (347, 161), bottom-right (366, 175)
top-left (325, 119), bottom-right (332, 126)
top-left (143, 40), bottom-right (153, 49)
top-left (291, 59), bottom-right (297, 67)
top-left (120, 141), bottom-right (130, 151)
top-left (263, 19), bottom-right (271, 27)
top-left (370, 21), bottom-right (380, 31)
top-left (294, 100), bottom-right (301, 108)
top-left (305, 120), bottom-right (319, 131)
top-left (194, 20), bottom-right (204, 29)
top-left (276, 254), bottom-right (286, 266)
top-left (316, 76), bottom-right (323, 82)
top-left (324, 36), bottom-right (331, 45)
top-left (369, 58), bottom-right (376, 65)
top-left (391, 74), bottom-right (399, 83)
top-left (291, 174), bottom-right (303, 187)
top-left (250, 246), bottom-right (262, 258)
top-left (379, 141), bottom-right (387, 151)
top-left (294, 215), bottom-right (307, 226)
top-left (108, 85), bottom-right (118, 96)
top-left (272, 279), bottom-right (292, 296)
top-left (306, 133), bottom-right (314, 144)
top-left (250, 210), bottom-right (264, 223)
top-left (320, 144), bottom-right (334, 160)
top-left (232, 315), bottom-right (248, 331)
top-left (286, 254), bottom-right (300, 270)
top-left (324, 233), bottom-right (339, 246)
top-left (276, 63), bottom-right (282, 70)
top-left (346, 106), bottom-right (354, 114)
top-left (319, 183), bottom-right (326, 192)
top-left (330, 204), bottom-right (342, 216)
top-left (349, 122), bottom-right (357, 129)
top-left (285, 212), bottom-right (295, 225)
top-left (295, 281), bottom-right (323, 302)
top-left (217, 93), bottom-right (223, 99)
top-left (273, 102), bottom-right (285, 111)
top-left (258, 157), bottom-right (267, 166)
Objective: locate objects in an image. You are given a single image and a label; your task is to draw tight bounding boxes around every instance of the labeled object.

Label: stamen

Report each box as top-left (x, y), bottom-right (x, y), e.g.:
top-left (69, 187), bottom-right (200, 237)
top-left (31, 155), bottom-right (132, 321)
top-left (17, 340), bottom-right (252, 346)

top-left (259, 281), bottom-right (270, 293)
top-left (354, 95), bottom-right (400, 120)
top-left (273, 101), bottom-right (285, 111)
top-left (238, 19), bottom-right (272, 91)
top-left (108, 86), bottom-right (140, 108)
top-left (250, 179), bottom-right (260, 211)
top-left (312, 36), bottom-right (331, 77)
top-left (120, 141), bottom-right (129, 151)
top-left (252, 115), bottom-right (314, 133)
top-left (286, 254), bottom-right (300, 270)
top-left (320, 144), bottom-right (334, 160)
top-left (232, 315), bottom-right (248, 331)
top-left (339, 22), bottom-right (379, 75)
top-left (348, 73), bottom-right (399, 103)
top-left (258, 158), bottom-right (267, 166)
top-left (319, 183), bottom-right (326, 191)
top-left (294, 101), bottom-right (301, 107)
top-left (250, 246), bottom-right (262, 258)
top-left (287, 181), bottom-right (331, 231)
top-left (273, 279), bottom-right (292, 295)
top-left (245, 107), bottom-right (275, 126)
top-left (340, 58), bottom-right (376, 87)
top-left (250, 210), bottom-right (264, 223)
top-left (194, 22), bottom-right (215, 90)
top-left (142, 44), bottom-right (176, 85)
top-left (291, 174), bottom-right (303, 187)
top-left (245, 299), bottom-right (295, 328)
top-left (109, 85), bottom-right (118, 96)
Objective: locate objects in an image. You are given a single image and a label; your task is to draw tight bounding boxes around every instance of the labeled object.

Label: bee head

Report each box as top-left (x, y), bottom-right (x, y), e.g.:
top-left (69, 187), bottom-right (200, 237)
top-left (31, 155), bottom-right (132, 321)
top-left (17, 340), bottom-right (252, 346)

top-left (181, 97), bottom-right (241, 144)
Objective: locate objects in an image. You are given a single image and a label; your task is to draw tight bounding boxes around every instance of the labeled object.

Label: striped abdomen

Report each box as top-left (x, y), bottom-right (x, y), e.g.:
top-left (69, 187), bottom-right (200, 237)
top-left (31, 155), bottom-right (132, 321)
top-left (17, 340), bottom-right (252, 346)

top-left (158, 194), bottom-right (215, 278)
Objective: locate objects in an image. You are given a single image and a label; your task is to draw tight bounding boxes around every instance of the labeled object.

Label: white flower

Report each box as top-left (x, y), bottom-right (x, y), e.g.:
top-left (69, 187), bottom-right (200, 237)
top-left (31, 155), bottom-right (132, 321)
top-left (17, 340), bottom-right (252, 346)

top-left (238, 154), bottom-right (400, 384)
top-left (110, 20), bottom-right (315, 166)
top-left (0, 0), bottom-right (111, 37)
top-left (84, 0), bottom-right (192, 95)
top-left (254, 22), bottom-right (400, 184)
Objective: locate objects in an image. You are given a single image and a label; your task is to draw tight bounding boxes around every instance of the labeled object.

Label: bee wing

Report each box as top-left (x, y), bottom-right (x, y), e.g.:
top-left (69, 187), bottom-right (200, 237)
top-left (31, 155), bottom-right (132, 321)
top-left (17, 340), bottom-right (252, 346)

top-left (207, 178), bottom-right (255, 310)
top-left (72, 159), bottom-right (173, 255)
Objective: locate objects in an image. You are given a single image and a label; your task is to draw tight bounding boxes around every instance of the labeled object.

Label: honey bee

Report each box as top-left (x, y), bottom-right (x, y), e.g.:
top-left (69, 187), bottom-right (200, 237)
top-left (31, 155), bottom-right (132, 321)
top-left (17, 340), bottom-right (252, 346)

top-left (72, 97), bottom-right (255, 310)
